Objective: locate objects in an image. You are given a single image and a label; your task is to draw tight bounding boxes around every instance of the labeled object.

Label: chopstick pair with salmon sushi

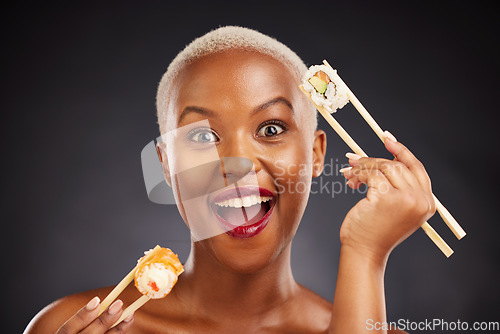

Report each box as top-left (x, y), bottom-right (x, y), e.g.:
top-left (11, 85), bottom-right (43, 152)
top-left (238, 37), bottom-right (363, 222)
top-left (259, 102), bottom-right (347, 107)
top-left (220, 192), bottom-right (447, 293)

top-left (98, 245), bottom-right (184, 326)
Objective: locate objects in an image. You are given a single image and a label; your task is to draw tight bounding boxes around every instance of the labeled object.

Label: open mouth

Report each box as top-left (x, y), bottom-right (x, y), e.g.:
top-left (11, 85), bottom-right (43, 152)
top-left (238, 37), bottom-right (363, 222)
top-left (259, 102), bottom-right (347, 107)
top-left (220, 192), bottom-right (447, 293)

top-left (210, 187), bottom-right (275, 239)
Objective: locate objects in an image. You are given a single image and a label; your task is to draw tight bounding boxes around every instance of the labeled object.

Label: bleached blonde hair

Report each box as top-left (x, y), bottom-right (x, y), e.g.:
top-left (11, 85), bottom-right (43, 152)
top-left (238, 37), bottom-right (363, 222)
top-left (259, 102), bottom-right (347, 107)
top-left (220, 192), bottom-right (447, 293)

top-left (156, 25), bottom-right (317, 135)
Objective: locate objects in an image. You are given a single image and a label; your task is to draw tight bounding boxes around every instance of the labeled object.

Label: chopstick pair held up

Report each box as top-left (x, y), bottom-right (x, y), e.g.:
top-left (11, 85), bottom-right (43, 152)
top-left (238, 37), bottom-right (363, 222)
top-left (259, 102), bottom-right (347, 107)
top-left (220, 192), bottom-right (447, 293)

top-left (300, 60), bottom-right (465, 257)
top-left (299, 85), bottom-right (453, 257)
top-left (321, 59), bottom-right (466, 242)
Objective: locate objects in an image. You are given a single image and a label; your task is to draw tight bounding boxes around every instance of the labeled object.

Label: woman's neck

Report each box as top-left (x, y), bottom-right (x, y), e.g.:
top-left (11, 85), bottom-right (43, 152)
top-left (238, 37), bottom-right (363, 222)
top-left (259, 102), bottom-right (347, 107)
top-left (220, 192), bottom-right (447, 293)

top-left (172, 240), bottom-right (298, 321)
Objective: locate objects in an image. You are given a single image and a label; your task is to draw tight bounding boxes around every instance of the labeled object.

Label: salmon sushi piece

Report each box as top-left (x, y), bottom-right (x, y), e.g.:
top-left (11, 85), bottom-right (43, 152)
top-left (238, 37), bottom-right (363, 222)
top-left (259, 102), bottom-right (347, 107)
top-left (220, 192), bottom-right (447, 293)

top-left (134, 248), bottom-right (184, 299)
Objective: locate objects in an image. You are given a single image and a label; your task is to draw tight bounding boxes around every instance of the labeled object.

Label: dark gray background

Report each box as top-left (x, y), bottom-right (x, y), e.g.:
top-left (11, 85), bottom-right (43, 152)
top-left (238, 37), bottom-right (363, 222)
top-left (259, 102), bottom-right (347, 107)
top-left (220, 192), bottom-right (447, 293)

top-left (2, 1), bottom-right (499, 332)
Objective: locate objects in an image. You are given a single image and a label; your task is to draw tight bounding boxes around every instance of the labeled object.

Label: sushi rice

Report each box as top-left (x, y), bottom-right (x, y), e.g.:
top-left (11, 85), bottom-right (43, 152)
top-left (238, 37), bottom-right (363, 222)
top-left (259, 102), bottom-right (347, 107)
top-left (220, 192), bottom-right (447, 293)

top-left (302, 64), bottom-right (349, 113)
top-left (134, 247), bottom-right (184, 299)
top-left (135, 262), bottom-right (178, 299)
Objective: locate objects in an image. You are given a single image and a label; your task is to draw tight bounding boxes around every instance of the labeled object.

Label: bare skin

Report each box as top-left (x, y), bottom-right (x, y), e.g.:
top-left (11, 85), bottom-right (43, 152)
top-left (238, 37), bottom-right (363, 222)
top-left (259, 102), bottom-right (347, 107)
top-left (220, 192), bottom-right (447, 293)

top-left (25, 49), bottom-right (430, 333)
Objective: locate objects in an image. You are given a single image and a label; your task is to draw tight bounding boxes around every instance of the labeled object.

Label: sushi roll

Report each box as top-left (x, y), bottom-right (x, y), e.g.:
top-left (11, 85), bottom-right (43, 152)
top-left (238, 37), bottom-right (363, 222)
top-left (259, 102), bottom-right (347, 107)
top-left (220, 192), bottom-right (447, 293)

top-left (134, 247), bottom-right (184, 299)
top-left (302, 64), bottom-right (349, 113)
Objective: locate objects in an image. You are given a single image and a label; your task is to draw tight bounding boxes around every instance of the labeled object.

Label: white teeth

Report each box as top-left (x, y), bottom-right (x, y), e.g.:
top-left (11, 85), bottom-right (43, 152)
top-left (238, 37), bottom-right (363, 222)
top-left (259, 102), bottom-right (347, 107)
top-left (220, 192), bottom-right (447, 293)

top-left (215, 195), bottom-right (272, 208)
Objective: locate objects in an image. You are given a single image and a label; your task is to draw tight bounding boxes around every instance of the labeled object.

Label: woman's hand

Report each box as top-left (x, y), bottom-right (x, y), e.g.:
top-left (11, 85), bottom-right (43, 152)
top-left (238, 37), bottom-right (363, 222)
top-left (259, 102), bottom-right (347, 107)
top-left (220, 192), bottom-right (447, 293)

top-left (329, 132), bottom-right (435, 333)
top-left (340, 132), bottom-right (436, 263)
top-left (56, 297), bottom-right (134, 334)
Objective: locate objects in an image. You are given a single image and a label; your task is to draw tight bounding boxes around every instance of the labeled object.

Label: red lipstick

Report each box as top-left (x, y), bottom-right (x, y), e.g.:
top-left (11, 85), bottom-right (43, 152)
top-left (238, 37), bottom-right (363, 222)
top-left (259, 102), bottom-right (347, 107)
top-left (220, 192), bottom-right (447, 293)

top-left (210, 186), bottom-right (275, 239)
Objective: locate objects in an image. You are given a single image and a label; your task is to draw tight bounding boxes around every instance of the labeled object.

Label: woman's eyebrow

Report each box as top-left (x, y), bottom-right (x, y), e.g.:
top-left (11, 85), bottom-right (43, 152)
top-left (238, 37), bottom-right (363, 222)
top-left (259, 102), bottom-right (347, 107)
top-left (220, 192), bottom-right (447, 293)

top-left (254, 97), bottom-right (294, 114)
top-left (178, 97), bottom-right (293, 124)
top-left (178, 106), bottom-right (215, 125)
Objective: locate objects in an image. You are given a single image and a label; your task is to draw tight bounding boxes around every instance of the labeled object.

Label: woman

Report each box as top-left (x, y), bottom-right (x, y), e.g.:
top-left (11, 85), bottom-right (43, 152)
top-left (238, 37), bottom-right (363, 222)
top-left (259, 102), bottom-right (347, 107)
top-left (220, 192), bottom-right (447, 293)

top-left (26, 26), bottom-right (434, 333)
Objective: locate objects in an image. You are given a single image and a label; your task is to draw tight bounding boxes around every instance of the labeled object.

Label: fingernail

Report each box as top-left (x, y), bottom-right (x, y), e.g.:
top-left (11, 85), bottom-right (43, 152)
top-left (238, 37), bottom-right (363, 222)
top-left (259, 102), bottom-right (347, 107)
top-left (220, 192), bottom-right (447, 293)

top-left (384, 130), bottom-right (397, 142)
top-left (345, 152), bottom-right (362, 160)
top-left (123, 313), bottom-right (134, 322)
top-left (108, 299), bottom-right (123, 315)
top-left (86, 296), bottom-right (100, 311)
top-left (339, 167), bottom-right (352, 173)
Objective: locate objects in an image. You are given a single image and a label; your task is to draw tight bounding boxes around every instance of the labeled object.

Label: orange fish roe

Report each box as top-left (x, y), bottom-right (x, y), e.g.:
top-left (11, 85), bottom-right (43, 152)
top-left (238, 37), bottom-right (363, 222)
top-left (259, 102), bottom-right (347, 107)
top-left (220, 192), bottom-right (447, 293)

top-left (134, 247), bottom-right (184, 299)
top-left (148, 281), bottom-right (160, 292)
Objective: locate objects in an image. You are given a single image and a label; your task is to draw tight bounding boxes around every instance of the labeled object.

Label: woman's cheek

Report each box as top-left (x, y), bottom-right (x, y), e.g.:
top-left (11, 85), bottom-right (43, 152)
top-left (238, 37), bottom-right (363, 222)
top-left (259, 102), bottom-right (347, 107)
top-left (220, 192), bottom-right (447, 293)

top-left (271, 160), bottom-right (312, 244)
top-left (269, 147), bottom-right (313, 206)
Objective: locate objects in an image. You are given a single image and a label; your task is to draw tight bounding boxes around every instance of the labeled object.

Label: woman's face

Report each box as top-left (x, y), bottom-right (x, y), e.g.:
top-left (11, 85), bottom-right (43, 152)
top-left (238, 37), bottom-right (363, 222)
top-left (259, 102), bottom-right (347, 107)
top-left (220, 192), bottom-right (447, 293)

top-left (161, 50), bottom-right (326, 273)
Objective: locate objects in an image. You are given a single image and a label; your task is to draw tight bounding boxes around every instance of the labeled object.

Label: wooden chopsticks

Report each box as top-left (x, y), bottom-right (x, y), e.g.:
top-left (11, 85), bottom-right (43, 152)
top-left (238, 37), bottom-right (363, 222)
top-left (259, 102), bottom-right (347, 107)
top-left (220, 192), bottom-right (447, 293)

top-left (300, 61), bottom-right (466, 256)
top-left (98, 245), bottom-right (161, 326)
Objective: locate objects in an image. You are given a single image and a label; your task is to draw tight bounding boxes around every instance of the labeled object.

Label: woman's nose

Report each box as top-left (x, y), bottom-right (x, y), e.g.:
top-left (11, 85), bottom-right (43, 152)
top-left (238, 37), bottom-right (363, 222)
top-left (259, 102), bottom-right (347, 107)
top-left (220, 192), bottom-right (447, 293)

top-left (218, 133), bottom-right (261, 182)
top-left (221, 156), bottom-right (254, 184)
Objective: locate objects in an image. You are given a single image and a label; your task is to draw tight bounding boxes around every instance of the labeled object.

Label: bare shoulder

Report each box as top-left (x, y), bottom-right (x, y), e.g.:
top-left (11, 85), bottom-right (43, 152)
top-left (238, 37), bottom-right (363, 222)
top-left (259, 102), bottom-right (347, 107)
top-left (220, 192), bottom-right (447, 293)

top-left (289, 286), bottom-right (408, 334)
top-left (290, 284), bottom-right (332, 333)
top-left (24, 287), bottom-right (113, 334)
top-left (388, 329), bottom-right (409, 334)
top-left (296, 283), bottom-right (332, 313)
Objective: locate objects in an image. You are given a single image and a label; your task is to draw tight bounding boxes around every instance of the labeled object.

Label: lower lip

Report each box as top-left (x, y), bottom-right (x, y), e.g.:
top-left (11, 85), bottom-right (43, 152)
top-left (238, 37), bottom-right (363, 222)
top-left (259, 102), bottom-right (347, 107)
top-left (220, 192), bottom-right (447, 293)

top-left (213, 199), bottom-right (275, 239)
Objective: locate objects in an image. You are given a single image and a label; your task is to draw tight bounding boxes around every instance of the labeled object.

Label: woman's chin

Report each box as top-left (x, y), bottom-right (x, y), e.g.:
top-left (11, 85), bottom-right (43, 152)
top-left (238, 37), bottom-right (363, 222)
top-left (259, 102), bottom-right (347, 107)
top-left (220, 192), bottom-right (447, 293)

top-left (206, 228), bottom-right (286, 275)
top-left (214, 250), bottom-right (278, 275)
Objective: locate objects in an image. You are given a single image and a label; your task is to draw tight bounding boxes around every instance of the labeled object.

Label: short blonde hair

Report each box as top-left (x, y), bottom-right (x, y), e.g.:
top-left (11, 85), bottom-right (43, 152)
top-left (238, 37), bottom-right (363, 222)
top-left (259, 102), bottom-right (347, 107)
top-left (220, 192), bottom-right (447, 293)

top-left (156, 25), bottom-right (316, 135)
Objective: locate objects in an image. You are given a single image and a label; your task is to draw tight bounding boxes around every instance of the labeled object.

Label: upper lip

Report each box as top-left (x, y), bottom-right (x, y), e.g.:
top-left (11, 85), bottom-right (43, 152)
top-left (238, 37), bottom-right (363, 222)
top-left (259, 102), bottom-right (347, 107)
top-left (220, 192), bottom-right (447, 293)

top-left (210, 186), bottom-right (275, 205)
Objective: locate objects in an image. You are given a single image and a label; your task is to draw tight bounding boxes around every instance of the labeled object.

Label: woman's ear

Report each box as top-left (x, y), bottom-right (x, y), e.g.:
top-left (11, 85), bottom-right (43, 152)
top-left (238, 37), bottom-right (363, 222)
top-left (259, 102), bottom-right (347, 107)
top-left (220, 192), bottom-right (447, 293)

top-left (156, 141), bottom-right (172, 187)
top-left (312, 129), bottom-right (327, 177)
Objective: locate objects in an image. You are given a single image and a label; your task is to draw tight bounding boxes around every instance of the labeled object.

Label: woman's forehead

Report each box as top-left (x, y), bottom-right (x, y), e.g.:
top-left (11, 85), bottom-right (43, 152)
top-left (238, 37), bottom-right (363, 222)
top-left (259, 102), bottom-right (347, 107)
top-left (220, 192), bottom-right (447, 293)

top-left (169, 50), bottom-right (304, 121)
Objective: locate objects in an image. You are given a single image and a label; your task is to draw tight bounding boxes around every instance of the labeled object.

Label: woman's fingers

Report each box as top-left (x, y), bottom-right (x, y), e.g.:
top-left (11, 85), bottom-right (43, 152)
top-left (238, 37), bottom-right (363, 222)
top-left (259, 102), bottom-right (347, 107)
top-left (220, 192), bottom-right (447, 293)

top-left (56, 297), bottom-right (101, 333)
top-left (345, 157), bottom-right (420, 191)
top-left (346, 167), bottom-right (392, 194)
top-left (339, 134), bottom-right (437, 258)
top-left (80, 300), bottom-right (124, 333)
top-left (56, 298), bottom-right (133, 334)
top-left (384, 134), bottom-right (432, 194)
top-left (344, 134), bottom-right (433, 196)
top-left (107, 313), bottom-right (135, 333)
top-left (342, 134), bottom-right (436, 221)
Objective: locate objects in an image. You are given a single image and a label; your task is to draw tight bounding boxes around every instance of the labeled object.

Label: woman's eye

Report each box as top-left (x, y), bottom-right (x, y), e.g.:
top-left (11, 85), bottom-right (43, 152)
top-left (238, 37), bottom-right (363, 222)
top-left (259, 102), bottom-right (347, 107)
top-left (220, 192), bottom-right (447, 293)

top-left (189, 129), bottom-right (219, 143)
top-left (257, 123), bottom-right (285, 137)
